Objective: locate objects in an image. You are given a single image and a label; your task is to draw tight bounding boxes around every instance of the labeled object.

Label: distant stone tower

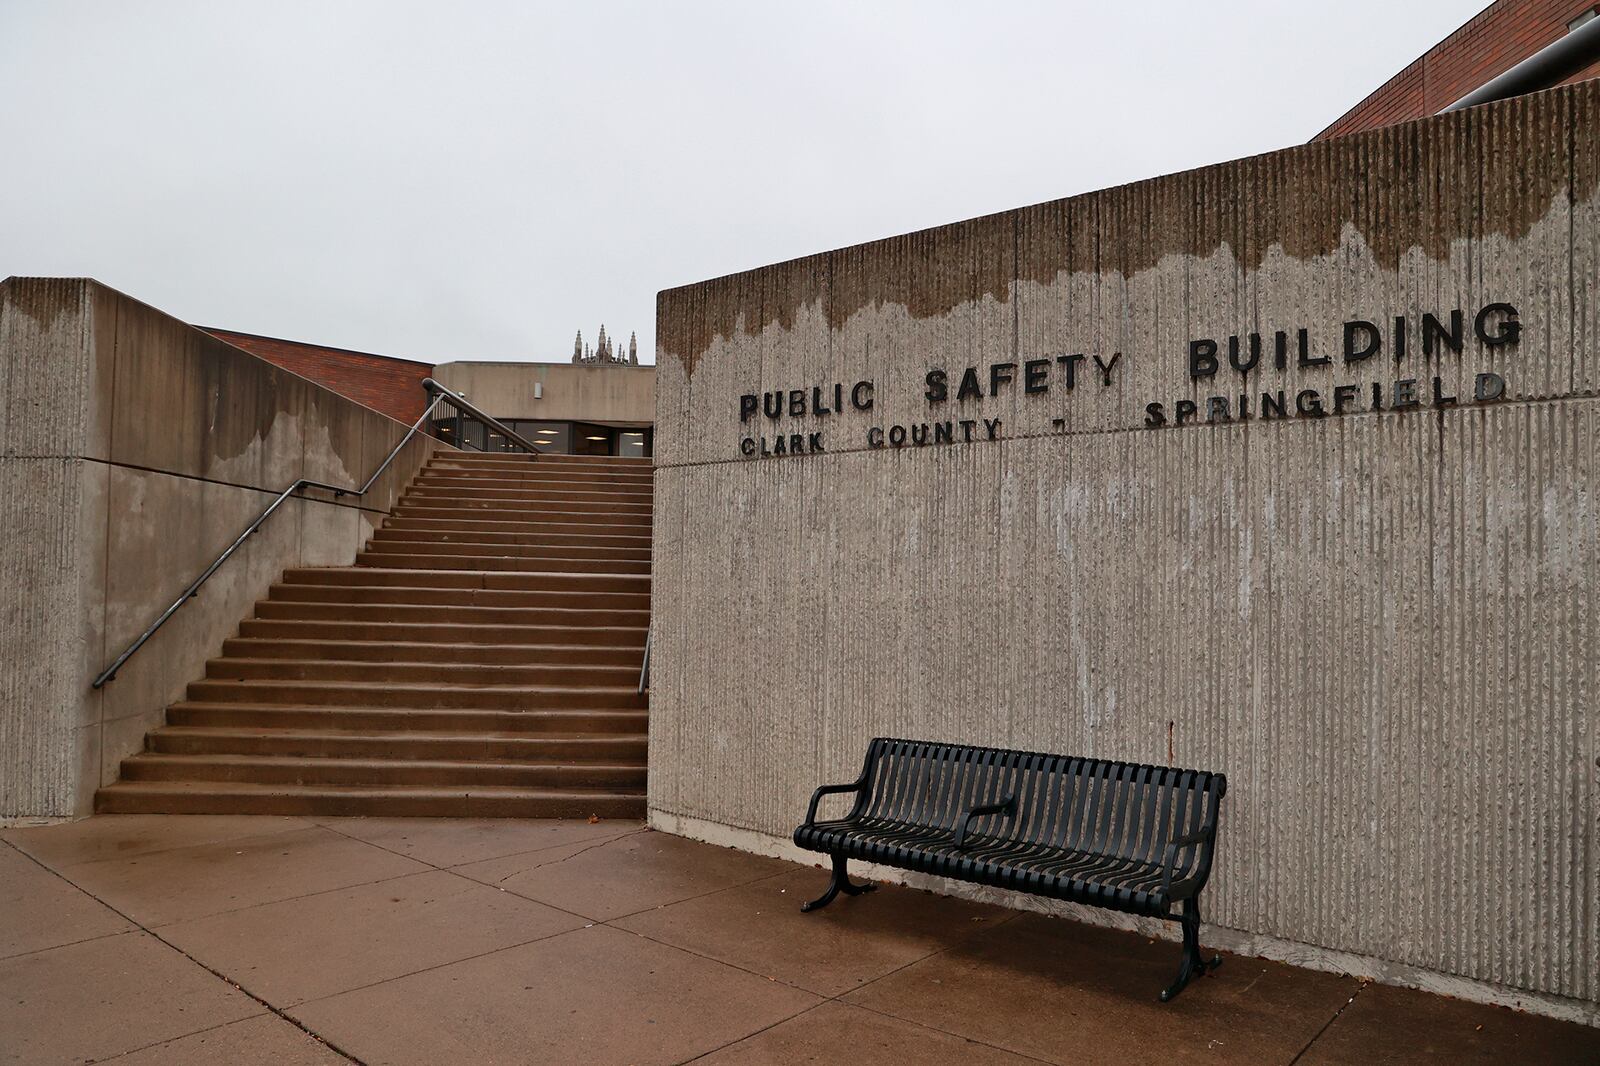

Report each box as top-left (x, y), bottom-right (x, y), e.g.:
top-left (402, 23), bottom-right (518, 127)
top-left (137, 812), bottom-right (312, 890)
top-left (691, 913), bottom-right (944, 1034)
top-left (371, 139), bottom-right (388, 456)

top-left (570, 323), bottom-right (641, 366)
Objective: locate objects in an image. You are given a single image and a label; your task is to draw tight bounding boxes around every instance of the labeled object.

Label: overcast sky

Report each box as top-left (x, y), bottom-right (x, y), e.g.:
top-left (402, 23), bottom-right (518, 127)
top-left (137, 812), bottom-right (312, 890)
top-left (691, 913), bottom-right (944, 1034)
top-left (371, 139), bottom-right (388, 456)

top-left (2, 1), bottom-right (1484, 366)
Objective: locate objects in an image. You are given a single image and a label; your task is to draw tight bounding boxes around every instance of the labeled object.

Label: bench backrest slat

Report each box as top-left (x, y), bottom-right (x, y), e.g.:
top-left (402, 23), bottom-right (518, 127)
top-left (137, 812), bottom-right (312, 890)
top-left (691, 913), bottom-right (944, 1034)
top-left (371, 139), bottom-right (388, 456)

top-left (1114, 763), bottom-right (1153, 864)
top-left (1145, 767), bottom-right (1179, 865)
top-left (853, 739), bottom-right (1225, 878)
top-left (874, 739), bottom-right (918, 824)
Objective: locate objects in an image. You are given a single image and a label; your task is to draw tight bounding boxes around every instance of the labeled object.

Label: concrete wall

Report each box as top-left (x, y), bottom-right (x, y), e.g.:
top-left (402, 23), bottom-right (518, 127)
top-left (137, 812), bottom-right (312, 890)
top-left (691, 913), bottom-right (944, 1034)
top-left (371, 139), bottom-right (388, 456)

top-left (0, 278), bottom-right (437, 820)
top-left (433, 361), bottom-right (654, 424)
top-left (650, 82), bottom-right (1600, 1022)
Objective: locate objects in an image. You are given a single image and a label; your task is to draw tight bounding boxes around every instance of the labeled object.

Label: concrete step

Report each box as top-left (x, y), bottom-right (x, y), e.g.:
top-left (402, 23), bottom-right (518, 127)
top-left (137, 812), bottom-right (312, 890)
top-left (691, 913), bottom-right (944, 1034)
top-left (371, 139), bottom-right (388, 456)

top-left (237, 618), bottom-right (646, 646)
top-left (361, 540), bottom-right (650, 563)
top-left (420, 463), bottom-right (650, 480)
top-left (119, 752), bottom-right (647, 789)
top-left (280, 567), bottom-right (649, 593)
top-left (266, 582), bottom-right (650, 610)
top-left (396, 493), bottom-right (653, 516)
top-left (221, 637), bottom-right (643, 667)
top-left (253, 600), bottom-right (649, 627)
top-left (185, 678), bottom-right (649, 711)
top-left (401, 485), bottom-right (651, 506)
top-left (148, 725), bottom-right (648, 762)
top-left (410, 480), bottom-right (653, 502)
top-left (428, 450), bottom-right (651, 465)
top-left (432, 448), bottom-right (649, 464)
top-left (392, 503), bottom-right (652, 526)
top-left (381, 516), bottom-right (654, 538)
top-left (204, 656), bottom-right (638, 687)
top-left (167, 701), bottom-right (648, 733)
top-left (355, 552), bottom-right (650, 574)
top-left (408, 486), bottom-right (652, 506)
top-left (372, 526), bottom-right (652, 549)
top-left (95, 780), bottom-right (646, 818)
top-left (418, 470), bottom-right (654, 488)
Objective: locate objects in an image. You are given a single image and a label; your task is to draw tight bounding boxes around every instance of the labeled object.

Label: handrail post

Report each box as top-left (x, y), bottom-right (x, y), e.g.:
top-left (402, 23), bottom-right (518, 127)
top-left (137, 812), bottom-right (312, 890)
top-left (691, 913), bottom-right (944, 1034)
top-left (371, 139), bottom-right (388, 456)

top-left (638, 628), bottom-right (651, 695)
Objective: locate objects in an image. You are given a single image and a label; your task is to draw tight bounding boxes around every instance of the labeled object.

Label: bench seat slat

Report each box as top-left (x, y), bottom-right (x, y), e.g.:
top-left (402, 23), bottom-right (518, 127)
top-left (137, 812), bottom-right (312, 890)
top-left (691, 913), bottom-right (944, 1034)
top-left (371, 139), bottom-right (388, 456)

top-left (794, 738), bottom-right (1225, 920)
top-left (797, 818), bottom-right (1180, 915)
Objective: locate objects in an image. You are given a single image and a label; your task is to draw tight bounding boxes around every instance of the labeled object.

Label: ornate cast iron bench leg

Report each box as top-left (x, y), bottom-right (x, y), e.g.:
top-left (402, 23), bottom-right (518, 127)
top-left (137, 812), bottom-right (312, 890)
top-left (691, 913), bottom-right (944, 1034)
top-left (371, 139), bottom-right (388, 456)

top-left (800, 854), bottom-right (878, 912)
top-left (1160, 897), bottom-right (1223, 1002)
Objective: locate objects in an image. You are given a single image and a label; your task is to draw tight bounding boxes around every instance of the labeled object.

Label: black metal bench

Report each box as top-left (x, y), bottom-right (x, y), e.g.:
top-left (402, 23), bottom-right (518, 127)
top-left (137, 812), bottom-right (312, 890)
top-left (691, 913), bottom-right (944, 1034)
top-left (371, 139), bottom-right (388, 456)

top-left (794, 738), bottom-right (1228, 1001)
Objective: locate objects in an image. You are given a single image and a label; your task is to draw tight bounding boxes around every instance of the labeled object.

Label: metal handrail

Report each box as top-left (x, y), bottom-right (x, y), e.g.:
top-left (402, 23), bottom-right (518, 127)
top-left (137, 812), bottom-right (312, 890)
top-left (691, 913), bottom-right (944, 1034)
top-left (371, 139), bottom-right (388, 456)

top-left (92, 383), bottom-right (537, 688)
top-left (423, 378), bottom-right (543, 454)
top-left (638, 628), bottom-right (651, 695)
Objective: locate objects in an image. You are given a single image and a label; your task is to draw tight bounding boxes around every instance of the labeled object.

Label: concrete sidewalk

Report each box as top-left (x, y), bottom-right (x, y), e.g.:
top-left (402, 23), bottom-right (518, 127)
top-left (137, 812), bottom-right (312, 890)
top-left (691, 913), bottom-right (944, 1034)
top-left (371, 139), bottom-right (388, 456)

top-left (2, 816), bottom-right (1594, 1065)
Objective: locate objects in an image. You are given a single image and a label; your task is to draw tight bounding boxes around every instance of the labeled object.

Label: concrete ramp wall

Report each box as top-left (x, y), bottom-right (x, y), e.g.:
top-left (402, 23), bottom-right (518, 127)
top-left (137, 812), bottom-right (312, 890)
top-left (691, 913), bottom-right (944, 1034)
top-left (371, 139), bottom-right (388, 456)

top-left (0, 278), bottom-right (437, 819)
top-left (649, 83), bottom-right (1600, 1022)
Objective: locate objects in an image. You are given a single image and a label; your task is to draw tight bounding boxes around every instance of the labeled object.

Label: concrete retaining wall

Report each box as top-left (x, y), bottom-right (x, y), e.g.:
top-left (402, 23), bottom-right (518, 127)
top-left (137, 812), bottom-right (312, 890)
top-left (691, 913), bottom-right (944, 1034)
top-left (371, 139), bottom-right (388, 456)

top-left (0, 278), bottom-right (437, 819)
top-left (432, 361), bottom-right (654, 425)
top-left (649, 83), bottom-right (1600, 1020)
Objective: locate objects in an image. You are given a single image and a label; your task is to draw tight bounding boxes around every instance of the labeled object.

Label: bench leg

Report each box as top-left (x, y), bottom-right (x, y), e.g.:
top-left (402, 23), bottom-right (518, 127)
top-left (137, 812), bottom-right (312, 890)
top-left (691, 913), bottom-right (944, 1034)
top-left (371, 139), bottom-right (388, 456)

top-left (1159, 897), bottom-right (1222, 1002)
top-left (800, 855), bottom-right (878, 912)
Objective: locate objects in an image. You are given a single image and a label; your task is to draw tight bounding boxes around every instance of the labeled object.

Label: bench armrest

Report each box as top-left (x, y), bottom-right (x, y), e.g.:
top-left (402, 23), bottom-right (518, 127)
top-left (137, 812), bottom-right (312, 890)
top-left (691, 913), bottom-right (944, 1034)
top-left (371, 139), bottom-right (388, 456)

top-left (803, 782), bottom-right (865, 827)
top-left (1158, 824), bottom-right (1217, 894)
top-left (953, 794), bottom-right (1017, 849)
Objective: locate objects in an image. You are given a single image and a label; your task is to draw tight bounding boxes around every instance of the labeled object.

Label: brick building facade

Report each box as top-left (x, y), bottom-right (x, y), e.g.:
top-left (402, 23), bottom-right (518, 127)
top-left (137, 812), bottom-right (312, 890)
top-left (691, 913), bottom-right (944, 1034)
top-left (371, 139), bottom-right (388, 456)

top-left (205, 328), bottom-right (434, 424)
top-left (1317, 0), bottom-right (1600, 139)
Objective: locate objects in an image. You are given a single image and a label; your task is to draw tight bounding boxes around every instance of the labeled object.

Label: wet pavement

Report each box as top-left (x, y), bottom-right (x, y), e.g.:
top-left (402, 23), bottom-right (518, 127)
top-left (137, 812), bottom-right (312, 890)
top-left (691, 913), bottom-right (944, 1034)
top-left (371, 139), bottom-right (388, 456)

top-left (3, 816), bottom-right (1595, 1064)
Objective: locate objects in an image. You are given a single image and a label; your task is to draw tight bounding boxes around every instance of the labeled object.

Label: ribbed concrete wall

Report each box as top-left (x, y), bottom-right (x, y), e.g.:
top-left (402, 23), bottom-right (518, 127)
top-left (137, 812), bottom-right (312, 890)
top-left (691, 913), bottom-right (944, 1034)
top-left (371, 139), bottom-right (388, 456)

top-left (0, 278), bottom-right (437, 819)
top-left (650, 83), bottom-right (1600, 1016)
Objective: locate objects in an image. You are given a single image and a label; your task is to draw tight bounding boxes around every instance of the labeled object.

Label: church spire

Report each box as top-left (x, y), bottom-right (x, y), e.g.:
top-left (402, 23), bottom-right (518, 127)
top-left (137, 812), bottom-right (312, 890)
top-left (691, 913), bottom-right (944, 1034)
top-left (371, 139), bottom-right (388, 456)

top-left (569, 324), bottom-right (639, 365)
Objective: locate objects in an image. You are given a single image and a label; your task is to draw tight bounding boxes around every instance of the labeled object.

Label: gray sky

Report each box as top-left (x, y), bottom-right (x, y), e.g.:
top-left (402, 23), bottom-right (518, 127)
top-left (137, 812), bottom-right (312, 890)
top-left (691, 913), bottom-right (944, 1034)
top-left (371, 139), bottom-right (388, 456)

top-left (2, 1), bottom-right (1484, 366)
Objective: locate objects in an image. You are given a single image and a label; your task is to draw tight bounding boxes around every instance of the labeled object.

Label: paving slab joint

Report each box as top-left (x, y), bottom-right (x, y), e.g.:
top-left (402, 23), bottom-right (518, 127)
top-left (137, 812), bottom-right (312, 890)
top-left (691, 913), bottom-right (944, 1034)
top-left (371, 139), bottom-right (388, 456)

top-left (3, 838), bottom-right (370, 1066)
top-left (1285, 977), bottom-right (1373, 1065)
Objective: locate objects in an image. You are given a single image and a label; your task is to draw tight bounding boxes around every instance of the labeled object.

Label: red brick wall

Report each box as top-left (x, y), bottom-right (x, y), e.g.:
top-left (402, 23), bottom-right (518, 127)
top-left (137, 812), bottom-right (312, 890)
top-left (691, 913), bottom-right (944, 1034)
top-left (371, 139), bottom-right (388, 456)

top-left (205, 329), bottom-right (434, 424)
top-left (1317, 0), bottom-right (1600, 139)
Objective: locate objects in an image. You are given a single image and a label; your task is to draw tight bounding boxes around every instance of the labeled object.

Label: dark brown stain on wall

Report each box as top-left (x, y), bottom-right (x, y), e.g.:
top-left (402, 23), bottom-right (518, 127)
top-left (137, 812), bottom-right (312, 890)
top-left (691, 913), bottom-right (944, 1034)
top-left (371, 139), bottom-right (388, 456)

top-left (661, 81), bottom-right (1598, 378)
top-left (0, 276), bottom-right (87, 334)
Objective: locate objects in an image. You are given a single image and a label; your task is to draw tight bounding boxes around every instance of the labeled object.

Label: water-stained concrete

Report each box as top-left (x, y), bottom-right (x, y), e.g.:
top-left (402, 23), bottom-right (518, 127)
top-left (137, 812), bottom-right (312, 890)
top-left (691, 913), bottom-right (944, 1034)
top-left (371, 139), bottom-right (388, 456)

top-left (650, 81), bottom-right (1600, 1020)
top-left (1, 278), bottom-right (438, 820)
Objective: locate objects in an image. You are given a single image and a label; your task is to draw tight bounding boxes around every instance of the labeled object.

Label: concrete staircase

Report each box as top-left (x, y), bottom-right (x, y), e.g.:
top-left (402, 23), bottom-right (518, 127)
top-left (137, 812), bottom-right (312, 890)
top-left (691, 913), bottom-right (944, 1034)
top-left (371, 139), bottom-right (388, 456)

top-left (96, 450), bottom-right (652, 818)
